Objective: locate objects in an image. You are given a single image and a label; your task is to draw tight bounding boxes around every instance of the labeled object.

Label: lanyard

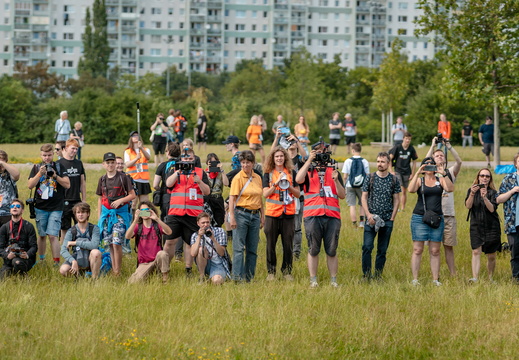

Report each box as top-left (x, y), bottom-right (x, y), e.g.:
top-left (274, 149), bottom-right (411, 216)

top-left (9, 220), bottom-right (23, 242)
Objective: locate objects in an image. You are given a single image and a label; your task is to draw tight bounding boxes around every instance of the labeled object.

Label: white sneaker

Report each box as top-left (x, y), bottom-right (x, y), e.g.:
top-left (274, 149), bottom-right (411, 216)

top-left (358, 221), bottom-right (365, 228)
top-left (266, 274), bottom-right (276, 281)
top-left (432, 280), bottom-right (442, 286)
top-left (411, 279), bottom-right (421, 286)
top-left (468, 278), bottom-right (478, 284)
top-left (330, 281), bottom-right (339, 288)
top-left (309, 281), bottom-right (319, 288)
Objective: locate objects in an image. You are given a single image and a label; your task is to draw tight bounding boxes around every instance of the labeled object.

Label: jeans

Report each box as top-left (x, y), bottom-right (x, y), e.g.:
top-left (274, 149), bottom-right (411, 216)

top-left (362, 220), bottom-right (394, 278)
top-left (462, 136), bottom-right (473, 148)
top-left (35, 208), bottom-right (63, 237)
top-left (232, 210), bottom-right (260, 282)
top-left (293, 199), bottom-right (304, 257)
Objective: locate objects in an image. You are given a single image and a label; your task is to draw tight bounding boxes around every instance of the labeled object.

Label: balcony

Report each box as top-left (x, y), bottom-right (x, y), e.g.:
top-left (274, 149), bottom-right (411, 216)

top-left (206, 42), bottom-right (221, 50)
top-left (372, 33), bottom-right (385, 40)
top-left (274, 17), bottom-right (288, 24)
top-left (274, 31), bottom-right (288, 37)
top-left (121, 53), bottom-right (136, 60)
top-left (121, 25), bottom-right (136, 32)
top-left (33, 10), bottom-right (50, 17)
top-left (356, 59), bottom-right (369, 67)
top-left (14, 37), bottom-right (31, 44)
top-left (372, 19), bottom-right (386, 26)
top-left (106, 10), bottom-right (119, 18)
top-left (109, 52), bottom-right (119, 61)
top-left (274, 44), bottom-right (288, 51)
top-left (356, 6), bottom-right (369, 13)
top-left (31, 38), bottom-right (49, 45)
top-left (190, 29), bottom-right (205, 35)
top-left (190, 1), bottom-right (207, 9)
top-left (374, 46), bottom-right (386, 52)
top-left (33, 0), bottom-right (49, 3)
top-left (356, 19), bottom-right (370, 25)
top-left (356, 32), bottom-right (370, 39)
top-left (207, 28), bottom-right (221, 35)
top-left (355, 46), bottom-right (369, 53)
top-left (274, 4), bottom-right (289, 10)
top-left (32, 24), bottom-right (49, 31)
top-left (14, 23), bottom-right (31, 30)
top-left (122, 0), bottom-right (137, 5)
top-left (291, 31), bottom-right (304, 38)
top-left (291, 17), bottom-right (305, 24)
top-left (108, 39), bottom-right (118, 46)
top-left (121, 40), bottom-right (136, 46)
top-left (14, 51), bottom-right (30, 58)
top-left (190, 15), bottom-right (206, 22)
top-left (207, 1), bottom-right (222, 7)
top-left (206, 56), bottom-right (221, 63)
top-left (31, 52), bottom-right (49, 60)
top-left (207, 15), bottom-right (222, 22)
top-left (15, 10), bottom-right (31, 16)
top-left (190, 42), bottom-right (203, 48)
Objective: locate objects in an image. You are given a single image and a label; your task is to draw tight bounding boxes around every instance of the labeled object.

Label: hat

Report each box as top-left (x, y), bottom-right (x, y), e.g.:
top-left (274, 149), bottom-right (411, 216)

top-left (103, 152), bottom-right (116, 161)
top-left (345, 113), bottom-right (352, 118)
top-left (129, 131), bottom-right (139, 137)
top-left (222, 135), bottom-right (240, 144)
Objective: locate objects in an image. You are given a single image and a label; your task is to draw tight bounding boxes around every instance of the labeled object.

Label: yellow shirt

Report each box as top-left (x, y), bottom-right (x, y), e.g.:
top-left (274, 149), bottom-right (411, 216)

top-left (230, 170), bottom-right (263, 210)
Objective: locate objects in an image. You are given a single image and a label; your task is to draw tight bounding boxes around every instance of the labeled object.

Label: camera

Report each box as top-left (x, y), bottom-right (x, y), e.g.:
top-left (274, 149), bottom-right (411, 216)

top-left (423, 165), bottom-right (437, 172)
top-left (175, 148), bottom-right (195, 173)
top-left (45, 163), bottom-right (55, 178)
top-left (435, 132), bottom-right (444, 144)
top-left (205, 229), bottom-right (212, 237)
top-left (208, 161), bottom-right (220, 173)
top-left (315, 152), bottom-right (331, 164)
top-left (279, 136), bottom-right (295, 150)
top-left (25, 198), bottom-right (36, 219)
top-left (8, 243), bottom-right (23, 257)
top-left (310, 137), bottom-right (336, 169)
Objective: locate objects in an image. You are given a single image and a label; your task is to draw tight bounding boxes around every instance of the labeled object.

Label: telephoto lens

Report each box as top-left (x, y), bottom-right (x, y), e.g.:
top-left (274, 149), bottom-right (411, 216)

top-left (205, 229), bottom-right (212, 237)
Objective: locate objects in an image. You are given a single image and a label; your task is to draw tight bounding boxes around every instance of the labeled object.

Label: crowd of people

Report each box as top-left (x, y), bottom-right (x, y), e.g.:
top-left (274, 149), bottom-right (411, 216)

top-left (0, 111), bottom-right (515, 288)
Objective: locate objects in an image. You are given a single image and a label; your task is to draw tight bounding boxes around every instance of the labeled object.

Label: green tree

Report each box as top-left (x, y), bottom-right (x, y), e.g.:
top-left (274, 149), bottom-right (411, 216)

top-left (0, 76), bottom-right (34, 143)
top-left (12, 62), bottom-right (64, 100)
top-left (416, 0), bottom-right (519, 164)
top-left (78, 0), bottom-right (109, 78)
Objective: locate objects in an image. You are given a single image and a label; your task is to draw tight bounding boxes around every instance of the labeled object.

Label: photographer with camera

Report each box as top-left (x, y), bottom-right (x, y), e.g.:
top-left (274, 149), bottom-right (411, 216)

top-left (150, 113), bottom-right (169, 167)
top-left (0, 199), bottom-right (37, 279)
top-left (0, 150), bottom-right (20, 227)
top-left (28, 143), bottom-right (70, 266)
top-left (296, 139), bottom-right (345, 288)
top-left (153, 142), bottom-right (181, 220)
top-left (190, 212), bottom-right (230, 285)
top-left (165, 148), bottom-right (210, 276)
top-left (59, 202), bottom-right (101, 279)
top-left (204, 153), bottom-right (228, 227)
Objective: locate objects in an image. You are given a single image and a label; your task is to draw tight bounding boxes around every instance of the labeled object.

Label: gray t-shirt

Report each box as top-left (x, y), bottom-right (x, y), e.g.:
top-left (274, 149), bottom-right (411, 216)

top-left (441, 168), bottom-right (456, 216)
top-left (329, 120), bottom-right (341, 140)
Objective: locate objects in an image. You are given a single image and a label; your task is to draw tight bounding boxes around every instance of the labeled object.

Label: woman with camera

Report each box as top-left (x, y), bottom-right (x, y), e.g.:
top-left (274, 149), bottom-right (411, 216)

top-left (124, 131), bottom-right (151, 208)
top-left (228, 150), bottom-right (264, 282)
top-left (465, 168), bottom-right (501, 283)
top-left (263, 146), bottom-right (300, 281)
top-left (203, 153), bottom-right (228, 227)
top-left (150, 113), bottom-right (169, 167)
top-left (294, 115), bottom-right (310, 153)
top-left (408, 157), bottom-right (453, 286)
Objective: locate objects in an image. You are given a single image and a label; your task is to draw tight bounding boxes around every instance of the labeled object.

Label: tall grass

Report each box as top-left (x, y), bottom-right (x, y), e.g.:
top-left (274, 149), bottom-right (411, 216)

top-left (0, 145), bottom-right (518, 359)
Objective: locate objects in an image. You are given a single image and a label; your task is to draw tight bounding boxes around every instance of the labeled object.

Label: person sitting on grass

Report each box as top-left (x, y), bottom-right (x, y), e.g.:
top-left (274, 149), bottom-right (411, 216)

top-left (59, 202), bottom-right (102, 279)
top-left (126, 201), bottom-right (172, 283)
top-left (190, 212), bottom-right (230, 285)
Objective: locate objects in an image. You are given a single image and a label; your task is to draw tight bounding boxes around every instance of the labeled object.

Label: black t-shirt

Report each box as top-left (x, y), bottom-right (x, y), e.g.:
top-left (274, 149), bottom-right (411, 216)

top-left (462, 124), bottom-right (473, 136)
top-left (197, 115), bottom-right (207, 132)
top-left (29, 162), bottom-right (68, 211)
top-left (155, 160), bottom-right (176, 193)
top-left (413, 178), bottom-right (444, 216)
top-left (96, 171), bottom-right (134, 209)
top-left (389, 144), bottom-right (418, 175)
top-left (58, 158), bottom-right (85, 201)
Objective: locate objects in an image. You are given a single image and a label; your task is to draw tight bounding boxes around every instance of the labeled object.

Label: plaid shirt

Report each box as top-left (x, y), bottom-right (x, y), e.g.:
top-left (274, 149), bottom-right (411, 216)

top-left (498, 172), bottom-right (519, 234)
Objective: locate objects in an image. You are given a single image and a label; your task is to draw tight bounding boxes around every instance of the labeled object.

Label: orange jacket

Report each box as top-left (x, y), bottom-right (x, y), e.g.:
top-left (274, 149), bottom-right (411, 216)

top-left (438, 121), bottom-right (451, 140)
top-left (265, 169), bottom-right (296, 217)
top-left (303, 168), bottom-right (341, 219)
top-left (125, 148), bottom-right (149, 181)
top-left (167, 167), bottom-right (204, 217)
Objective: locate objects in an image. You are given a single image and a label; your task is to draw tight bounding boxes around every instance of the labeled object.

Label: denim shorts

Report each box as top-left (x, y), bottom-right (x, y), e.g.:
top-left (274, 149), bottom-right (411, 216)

top-left (411, 213), bottom-right (444, 242)
top-left (35, 208), bottom-right (63, 237)
top-left (206, 259), bottom-right (227, 279)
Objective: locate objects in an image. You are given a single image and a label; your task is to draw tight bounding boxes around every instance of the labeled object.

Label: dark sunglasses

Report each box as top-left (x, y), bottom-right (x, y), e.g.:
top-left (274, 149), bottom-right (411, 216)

top-left (479, 174), bottom-right (491, 178)
top-left (55, 147), bottom-right (61, 151)
top-left (10, 204), bottom-right (21, 209)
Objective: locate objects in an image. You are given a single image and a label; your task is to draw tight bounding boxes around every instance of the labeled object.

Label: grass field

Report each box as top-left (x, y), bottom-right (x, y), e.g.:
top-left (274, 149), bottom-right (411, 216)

top-left (1, 144), bottom-right (519, 359)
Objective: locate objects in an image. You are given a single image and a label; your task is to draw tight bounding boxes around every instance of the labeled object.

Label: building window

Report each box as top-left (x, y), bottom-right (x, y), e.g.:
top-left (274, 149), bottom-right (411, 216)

top-left (318, 26), bottom-right (328, 33)
top-left (424, 42), bottom-right (428, 49)
top-left (263, 11), bottom-right (268, 18)
top-left (252, 38), bottom-right (256, 44)
top-left (398, 16), bottom-right (407, 22)
top-left (150, 48), bottom-right (161, 56)
top-left (263, 38), bottom-right (267, 44)
top-left (398, 2), bottom-right (408, 9)
top-left (235, 24), bottom-right (245, 31)
top-left (224, 50), bottom-right (229, 57)
top-left (151, 7), bottom-right (162, 14)
top-left (318, 53), bottom-right (327, 59)
top-left (319, 40), bottom-right (328, 46)
top-left (236, 10), bottom-right (246, 18)
top-left (397, 29), bottom-right (407, 35)
top-left (252, 24), bottom-right (256, 31)
top-left (168, 8), bottom-right (174, 15)
top-left (50, 60), bottom-right (55, 67)
top-left (262, 51), bottom-right (267, 58)
top-left (63, 46), bottom-right (74, 54)
top-left (252, 11), bottom-right (257, 18)
top-left (319, 13), bottom-right (328, 20)
top-left (235, 37), bottom-right (245, 44)
top-left (179, 49), bottom-right (184, 56)
top-left (151, 35), bottom-right (161, 43)
top-left (63, 33), bottom-right (74, 40)
top-left (62, 60), bottom-right (73, 67)
top-left (152, 21), bottom-right (162, 29)
top-left (235, 51), bottom-right (245, 58)
top-left (139, 21), bottom-right (145, 28)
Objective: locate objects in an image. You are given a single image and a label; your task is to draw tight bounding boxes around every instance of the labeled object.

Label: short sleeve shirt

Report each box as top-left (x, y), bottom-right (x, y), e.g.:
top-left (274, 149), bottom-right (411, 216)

top-left (343, 119), bottom-right (357, 136)
top-left (479, 124), bottom-right (494, 144)
top-left (96, 171), bottom-right (134, 209)
top-left (389, 144), bottom-right (418, 175)
top-left (230, 170), bottom-right (263, 210)
top-left (247, 125), bottom-right (263, 145)
top-left (329, 120), bottom-right (341, 139)
top-left (362, 173), bottom-right (401, 221)
top-left (29, 163), bottom-right (68, 212)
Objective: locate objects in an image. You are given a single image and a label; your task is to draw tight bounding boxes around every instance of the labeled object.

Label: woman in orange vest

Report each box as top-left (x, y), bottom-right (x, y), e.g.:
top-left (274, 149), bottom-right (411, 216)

top-left (246, 115), bottom-right (266, 164)
top-left (263, 146), bottom-right (300, 281)
top-left (124, 131), bottom-right (152, 208)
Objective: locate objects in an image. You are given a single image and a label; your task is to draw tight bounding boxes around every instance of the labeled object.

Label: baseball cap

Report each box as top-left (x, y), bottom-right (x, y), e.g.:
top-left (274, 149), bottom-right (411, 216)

top-left (129, 131), bottom-right (139, 137)
top-left (103, 152), bottom-right (116, 161)
top-left (222, 135), bottom-right (240, 144)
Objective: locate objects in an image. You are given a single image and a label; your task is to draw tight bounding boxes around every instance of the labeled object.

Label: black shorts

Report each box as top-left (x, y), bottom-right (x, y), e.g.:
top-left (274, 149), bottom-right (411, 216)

top-left (304, 216), bottom-right (341, 257)
top-left (153, 141), bottom-right (167, 155)
top-left (134, 181), bottom-right (152, 196)
top-left (197, 134), bottom-right (208, 143)
top-left (329, 138), bottom-right (340, 146)
top-left (165, 215), bottom-right (199, 244)
top-left (61, 200), bottom-right (81, 230)
top-left (345, 136), bottom-right (356, 145)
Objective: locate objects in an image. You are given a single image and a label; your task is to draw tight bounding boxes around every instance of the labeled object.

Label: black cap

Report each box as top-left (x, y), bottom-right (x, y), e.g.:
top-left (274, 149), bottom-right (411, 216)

top-left (129, 131), bottom-right (139, 137)
top-left (222, 135), bottom-right (240, 144)
top-left (103, 152), bottom-right (116, 161)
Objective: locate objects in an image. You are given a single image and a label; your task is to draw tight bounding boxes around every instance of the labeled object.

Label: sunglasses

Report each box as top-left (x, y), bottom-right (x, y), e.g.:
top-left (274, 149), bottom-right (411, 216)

top-left (10, 204), bottom-right (21, 209)
top-left (55, 147), bottom-right (61, 151)
top-left (479, 174), bottom-right (491, 178)
top-left (140, 208), bottom-right (150, 211)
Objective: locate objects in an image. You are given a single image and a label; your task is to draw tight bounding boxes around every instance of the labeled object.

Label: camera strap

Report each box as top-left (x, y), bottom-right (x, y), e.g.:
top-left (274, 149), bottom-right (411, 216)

top-left (9, 219), bottom-right (23, 242)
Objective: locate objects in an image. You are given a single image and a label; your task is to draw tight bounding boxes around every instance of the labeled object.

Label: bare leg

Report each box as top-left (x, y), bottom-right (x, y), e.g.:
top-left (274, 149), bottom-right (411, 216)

top-left (59, 263), bottom-right (71, 277)
top-left (211, 274), bottom-right (224, 285)
top-left (326, 255), bottom-right (338, 278)
top-left (471, 247), bottom-right (481, 279)
top-left (184, 243), bottom-right (193, 268)
top-left (48, 235), bottom-right (60, 259)
top-left (308, 254), bottom-right (319, 278)
top-left (411, 241), bottom-right (424, 280)
top-left (164, 238), bottom-right (180, 260)
top-left (400, 187), bottom-right (407, 211)
top-left (90, 249), bottom-right (102, 279)
top-left (349, 206), bottom-right (357, 223)
top-left (429, 242), bottom-right (441, 281)
top-left (110, 244), bottom-right (123, 275)
top-left (38, 235), bottom-right (47, 257)
top-left (443, 244), bottom-right (456, 276)
top-left (487, 252), bottom-right (496, 280)
top-left (196, 248), bottom-right (207, 279)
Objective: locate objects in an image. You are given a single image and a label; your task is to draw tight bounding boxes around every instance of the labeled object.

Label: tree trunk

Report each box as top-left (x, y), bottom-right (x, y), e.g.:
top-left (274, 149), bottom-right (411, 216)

top-left (494, 103), bottom-right (500, 166)
top-left (389, 108), bottom-right (394, 146)
top-left (381, 112), bottom-right (385, 143)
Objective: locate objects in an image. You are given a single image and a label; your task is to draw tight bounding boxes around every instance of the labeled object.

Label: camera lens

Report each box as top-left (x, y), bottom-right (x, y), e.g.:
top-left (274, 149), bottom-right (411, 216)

top-left (205, 230), bottom-right (212, 237)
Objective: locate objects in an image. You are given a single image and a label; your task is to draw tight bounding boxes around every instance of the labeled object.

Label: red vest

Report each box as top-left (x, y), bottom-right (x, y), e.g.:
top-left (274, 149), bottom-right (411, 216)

top-left (265, 169), bottom-right (296, 217)
top-left (125, 148), bottom-right (150, 181)
top-left (303, 167), bottom-right (341, 219)
top-left (168, 167), bottom-right (204, 217)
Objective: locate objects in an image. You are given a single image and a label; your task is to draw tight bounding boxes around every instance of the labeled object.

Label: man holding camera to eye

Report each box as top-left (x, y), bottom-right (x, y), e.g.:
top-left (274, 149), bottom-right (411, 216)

top-left (165, 149), bottom-right (211, 276)
top-left (425, 135), bottom-right (462, 277)
top-left (296, 140), bottom-right (346, 288)
top-left (0, 199), bottom-right (37, 279)
top-left (0, 150), bottom-right (20, 227)
top-left (190, 212), bottom-right (229, 284)
top-left (28, 143), bottom-right (70, 266)
top-left (150, 113), bottom-right (170, 167)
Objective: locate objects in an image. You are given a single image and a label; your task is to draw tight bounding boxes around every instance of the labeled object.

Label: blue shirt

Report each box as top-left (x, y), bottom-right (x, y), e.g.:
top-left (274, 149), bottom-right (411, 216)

top-left (498, 172), bottom-right (519, 234)
top-left (478, 124), bottom-right (494, 144)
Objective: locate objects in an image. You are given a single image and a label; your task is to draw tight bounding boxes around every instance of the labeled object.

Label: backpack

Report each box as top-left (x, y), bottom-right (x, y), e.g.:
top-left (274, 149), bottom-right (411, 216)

top-left (134, 222), bottom-right (163, 252)
top-left (70, 224), bottom-right (96, 268)
top-left (180, 116), bottom-right (188, 132)
top-left (349, 157), bottom-right (366, 188)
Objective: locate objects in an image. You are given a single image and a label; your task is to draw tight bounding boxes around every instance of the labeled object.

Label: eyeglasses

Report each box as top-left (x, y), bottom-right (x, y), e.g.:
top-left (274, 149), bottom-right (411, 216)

top-left (479, 174), bottom-right (491, 178)
top-left (140, 208), bottom-right (150, 211)
top-left (10, 204), bottom-right (21, 209)
top-left (55, 147), bottom-right (61, 151)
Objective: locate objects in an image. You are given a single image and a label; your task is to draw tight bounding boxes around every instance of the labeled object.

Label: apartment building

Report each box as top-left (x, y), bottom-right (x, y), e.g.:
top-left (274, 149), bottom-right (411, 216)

top-left (0, 0), bottom-right (435, 79)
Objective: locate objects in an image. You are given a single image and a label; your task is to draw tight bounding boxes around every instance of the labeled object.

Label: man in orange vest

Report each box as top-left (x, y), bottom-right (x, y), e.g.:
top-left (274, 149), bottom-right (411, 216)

top-left (296, 141), bottom-right (345, 288)
top-left (164, 149), bottom-right (210, 276)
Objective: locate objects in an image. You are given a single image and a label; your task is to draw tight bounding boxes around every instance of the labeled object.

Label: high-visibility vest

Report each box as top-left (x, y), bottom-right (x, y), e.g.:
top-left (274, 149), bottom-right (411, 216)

top-left (167, 167), bottom-right (204, 217)
top-left (265, 169), bottom-right (296, 217)
top-left (125, 148), bottom-right (149, 181)
top-left (303, 167), bottom-right (341, 219)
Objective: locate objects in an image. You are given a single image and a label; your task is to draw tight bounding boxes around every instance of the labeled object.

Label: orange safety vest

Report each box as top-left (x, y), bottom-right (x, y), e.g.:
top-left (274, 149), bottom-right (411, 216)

top-left (167, 167), bottom-right (204, 217)
top-left (265, 169), bottom-right (296, 217)
top-left (303, 167), bottom-right (341, 219)
top-left (125, 148), bottom-right (150, 181)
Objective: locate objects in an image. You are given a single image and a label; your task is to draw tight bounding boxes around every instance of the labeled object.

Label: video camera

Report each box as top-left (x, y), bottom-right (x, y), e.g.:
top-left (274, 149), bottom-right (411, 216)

top-left (311, 137), bottom-right (336, 169)
top-left (25, 198), bottom-right (36, 219)
top-left (175, 147), bottom-right (195, 173)
top-left (435, 132), bottom-right (445, 145)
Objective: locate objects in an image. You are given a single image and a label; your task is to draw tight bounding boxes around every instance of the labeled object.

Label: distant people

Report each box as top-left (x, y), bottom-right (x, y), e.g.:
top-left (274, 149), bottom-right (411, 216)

top-left (246, 115), bottom-right (266, 164)
top-left (126, 201), bottom-right (172, 283)
top-left (173, 110), bottom-right (187, 144)
top-left (228, 150), bottom-right (264, 282)
top-left (55, 110), bottom-right (71, 142)
top-left (59, 202), bottom-right (102, 279)
top-left (263, 146), bottom-right (300, 281)
top-left (361, 152), bottom-right (400, 280)
top-left (461, 119), bottom-right (473, 148)
top-left (392, 116), bottom-right (407, 146)
top-left (342, 113), bottom-right (357, 154)
top-left (203, 153), bottom-right (228, 227)
top-left (70, 121), bottom-right (84, 160)
top-left (124, 131), bottom-right (152, 208)
top-left (437, 113), bottom-right (451, 141)
top-left (165, 109), bottom-right (176, 142)
top-left (479, 116), bottom-right (494, 168)
top-left (196, 107), bottom-right (208, 152)
top-left (258, 114), bottom-right (267, 143)
top-left (153, 142), bottom-right (180, 220)
top-left (28, 144), bottom-right (70, 266)
top-left (328, 112), bottom-right (342, 155)
top-left (222, 135), bottom-right (241, 171)
top-left (97, 152), bottom-right (136, 276)
top-left (150, 113), bottom-right (169, 167)
top-left (389, 132), bottom-right (417, 212)
top-left (496, 153), bottom-right (519, 283)
top-left (0, 199), bottom-right (37, 279)
top-left (408, 157), bottom-right (453, 286)
top-left (271, 114), bottom-right (287, 134)
top-left (465, 169), bottom-right (501, 283)
top-left (190, 212), bottom-right (230, 285)
top-left (342, 143), bottom-right (369, 228)
top-left (0, 150), bottom-right (21, 227)
top-left (294, 115), bottom-right (310, 153)
top-left (115, 156), bottom-right (125, 172)
top-left (57, 139), bottom-right (86, 241)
